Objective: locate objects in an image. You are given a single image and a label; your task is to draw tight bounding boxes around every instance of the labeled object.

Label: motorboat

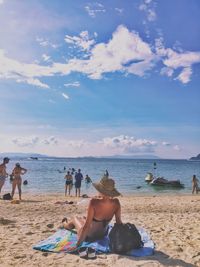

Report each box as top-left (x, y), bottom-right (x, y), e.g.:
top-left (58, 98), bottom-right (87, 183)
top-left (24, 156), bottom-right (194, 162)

top-left (150, 177), bottom-right (184, 189)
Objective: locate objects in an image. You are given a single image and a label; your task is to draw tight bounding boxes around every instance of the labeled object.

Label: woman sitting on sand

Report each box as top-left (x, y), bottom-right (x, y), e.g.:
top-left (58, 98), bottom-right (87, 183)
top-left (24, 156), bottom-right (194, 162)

top-left (62, 176), bottom-right (122, 246)
top-left (11, 163), bottom-right (27, 200)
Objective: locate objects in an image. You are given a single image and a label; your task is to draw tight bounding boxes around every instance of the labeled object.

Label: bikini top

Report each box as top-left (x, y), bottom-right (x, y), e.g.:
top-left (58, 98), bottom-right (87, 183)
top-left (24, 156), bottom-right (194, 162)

top-left (93, 217), bottom-right (112, 227)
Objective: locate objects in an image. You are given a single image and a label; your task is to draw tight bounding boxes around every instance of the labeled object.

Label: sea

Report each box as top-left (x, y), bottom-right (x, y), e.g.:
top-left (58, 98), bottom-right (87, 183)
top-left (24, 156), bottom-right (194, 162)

top-left (3, 158), bottom-right (200, 196)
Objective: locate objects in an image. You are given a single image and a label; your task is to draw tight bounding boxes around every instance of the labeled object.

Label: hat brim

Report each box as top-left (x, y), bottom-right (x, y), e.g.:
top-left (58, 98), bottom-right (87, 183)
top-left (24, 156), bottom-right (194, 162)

top-left (92, 182), bottom-right (121, 197)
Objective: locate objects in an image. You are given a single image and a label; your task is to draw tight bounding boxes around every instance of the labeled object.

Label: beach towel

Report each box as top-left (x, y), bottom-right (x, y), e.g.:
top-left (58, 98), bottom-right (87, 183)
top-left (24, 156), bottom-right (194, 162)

top-left (33, 226), bottom-right (154, 257)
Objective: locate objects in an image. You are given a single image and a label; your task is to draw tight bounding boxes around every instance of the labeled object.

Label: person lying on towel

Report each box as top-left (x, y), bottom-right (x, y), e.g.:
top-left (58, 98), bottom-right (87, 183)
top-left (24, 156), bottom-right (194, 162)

top-left (62, 176), bottom-right (122, 246)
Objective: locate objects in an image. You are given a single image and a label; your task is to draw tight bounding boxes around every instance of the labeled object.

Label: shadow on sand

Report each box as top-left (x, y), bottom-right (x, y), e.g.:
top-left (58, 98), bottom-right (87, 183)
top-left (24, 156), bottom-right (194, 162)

top-left (118, 250), bottom-right (196, 267)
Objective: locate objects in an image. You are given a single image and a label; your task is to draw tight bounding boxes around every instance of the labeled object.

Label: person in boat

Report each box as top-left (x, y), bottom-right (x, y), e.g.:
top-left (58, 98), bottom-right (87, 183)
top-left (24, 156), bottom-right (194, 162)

top-left (64, 171), bottom-right (73, 196)
top-left (62, 176), bottom-right (122, 246)
top-left (11, 163), bottom-right (27, 200)
top-left (192, 175), bottom-right (199, 194)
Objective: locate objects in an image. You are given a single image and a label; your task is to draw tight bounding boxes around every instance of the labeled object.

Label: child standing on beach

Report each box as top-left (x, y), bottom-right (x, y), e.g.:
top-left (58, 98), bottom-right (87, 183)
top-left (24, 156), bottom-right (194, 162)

top-left (192, 175), bottom-right (199, 194)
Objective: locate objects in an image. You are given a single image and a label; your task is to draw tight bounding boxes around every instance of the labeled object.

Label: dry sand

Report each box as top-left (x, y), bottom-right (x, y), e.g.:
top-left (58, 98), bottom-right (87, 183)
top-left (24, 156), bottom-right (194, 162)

top-left (0, 193), bottom-right (200, 267)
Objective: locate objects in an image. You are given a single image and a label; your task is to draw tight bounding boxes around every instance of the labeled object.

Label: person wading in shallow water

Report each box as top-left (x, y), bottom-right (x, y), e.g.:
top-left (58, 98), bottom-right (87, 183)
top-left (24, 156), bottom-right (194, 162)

top-left (0, 157), bottom-right (10, 197)
top-left (11, 163), bottom-right (27, 200)
top-left (64, 171), bottom-right (73, 196)
top-left (75, 169), bottom-right (83, 197)
top-left (192, 174), bottom-right (199, 194)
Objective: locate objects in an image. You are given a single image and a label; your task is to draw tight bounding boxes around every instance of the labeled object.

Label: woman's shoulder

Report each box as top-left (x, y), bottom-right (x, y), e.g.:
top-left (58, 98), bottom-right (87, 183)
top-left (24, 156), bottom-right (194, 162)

top-left (90, 197), bottom-right (120, 205)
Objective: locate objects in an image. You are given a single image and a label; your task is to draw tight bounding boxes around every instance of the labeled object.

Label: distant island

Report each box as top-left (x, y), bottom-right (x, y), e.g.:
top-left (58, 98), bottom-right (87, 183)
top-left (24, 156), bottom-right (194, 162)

top-left (189, 154), bottom-right (200, 161)
top-left (0, 152), bottom-right (48, 159)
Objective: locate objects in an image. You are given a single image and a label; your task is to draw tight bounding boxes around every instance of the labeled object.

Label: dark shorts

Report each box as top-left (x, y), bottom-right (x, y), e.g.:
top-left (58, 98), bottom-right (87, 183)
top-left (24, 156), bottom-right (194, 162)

top-left (66, 180), bottom-right (72, 185)
top-left (75, 182), bottom-right (81, 189)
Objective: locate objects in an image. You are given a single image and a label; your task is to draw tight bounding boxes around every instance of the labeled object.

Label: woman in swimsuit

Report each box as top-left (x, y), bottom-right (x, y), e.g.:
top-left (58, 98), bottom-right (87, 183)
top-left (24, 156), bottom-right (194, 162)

top-left (11, 163), bottom-right (27, 200)
top-left (64, 171), bottom-right (73, 196)
top-left (62, 176), bottom-right (122, 246)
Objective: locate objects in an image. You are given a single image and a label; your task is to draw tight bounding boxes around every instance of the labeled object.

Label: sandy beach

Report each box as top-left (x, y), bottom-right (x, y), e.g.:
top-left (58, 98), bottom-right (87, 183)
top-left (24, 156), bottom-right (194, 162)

top-left (0, 193), bottom-right (200, 267)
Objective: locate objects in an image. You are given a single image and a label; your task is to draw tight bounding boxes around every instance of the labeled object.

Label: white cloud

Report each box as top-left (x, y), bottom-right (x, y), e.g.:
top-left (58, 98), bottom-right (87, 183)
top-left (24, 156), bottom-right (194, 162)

top-left (12, 136), bottom-right (58, 147)
top-left (64, 81), bottom-right (80, 87)
top-left (36, 37), bottom-right (58, 49)
top-left (147, 9), bottom-right (156, 21)
top-left (155, 37), bottom-right (200, 84)
top-left (65, 31), bottom-right (95, 51)
top-left (173, 145), bottom-right (181, 151)
top-left (25, 78), bottom-right (49, 88)
top-left (102, 135), bottom-right (157, 153)
top-left (63, 25), bottom-right (155, 79)
top-left (12, 136), bottom-right (39, 147)
top-left (0, 25), bottom-right (199, 88)
top-left (85, 3), bottom-right (106, 18)
top-left (0, 0), bottom-right (4, 5)
top-left (175, 67), bottom-right (192, 84)
top-left (160, 67), bottom-right (174, 77)
top-left (62, 93), bottom-right (69, 99)
top-left (139, 0), bottom-right (157, 22)
top-left (163, 50), bottom-right (200, 69)
top-left (115, 8), bottom-right (124, 14)
top-left (42, 136), bottom-right (58, 145)
top-left (42, 54), bottom-right (51, 62)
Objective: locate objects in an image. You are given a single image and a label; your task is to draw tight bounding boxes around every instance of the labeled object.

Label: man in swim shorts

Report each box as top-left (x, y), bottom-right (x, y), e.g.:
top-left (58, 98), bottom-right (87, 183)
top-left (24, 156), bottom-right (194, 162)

top-left (0, 157), bottom-right (10, 197)
top-left (75, 169), bottom-right (83, 197)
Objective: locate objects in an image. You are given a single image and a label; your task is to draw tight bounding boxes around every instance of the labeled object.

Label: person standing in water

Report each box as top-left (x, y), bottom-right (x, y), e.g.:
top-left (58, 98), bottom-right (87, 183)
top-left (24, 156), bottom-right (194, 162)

top-left (192, 175), bottom-right (199, 194)
top-left (75, 169), bottom-right (83, 197)
top-left (0, 157), bottom-right (10, 197)
top-left (64, 171), bottom-right (73, 196)
top-left (11, 163), bottom-right (27, 200)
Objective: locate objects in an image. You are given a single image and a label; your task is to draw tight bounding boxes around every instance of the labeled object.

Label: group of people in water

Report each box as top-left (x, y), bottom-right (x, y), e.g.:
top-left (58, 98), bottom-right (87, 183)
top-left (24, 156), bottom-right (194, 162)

top-left (0, 157), bottom-right (27, 200)
top-left (64, 168), bottom-right (95, 197)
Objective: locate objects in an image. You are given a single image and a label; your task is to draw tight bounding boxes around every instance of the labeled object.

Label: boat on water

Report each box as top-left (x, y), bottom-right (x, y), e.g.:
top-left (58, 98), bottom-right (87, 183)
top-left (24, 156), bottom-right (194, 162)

top-left (150, 177), bottom-right (184, 189)
top-left (145, 162), bottom-right (184, 189)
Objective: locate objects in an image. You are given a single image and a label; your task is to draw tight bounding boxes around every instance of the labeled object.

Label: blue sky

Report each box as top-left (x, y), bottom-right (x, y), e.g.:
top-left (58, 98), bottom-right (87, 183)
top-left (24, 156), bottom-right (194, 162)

top-left (0, 0), bottom-right (200, 158)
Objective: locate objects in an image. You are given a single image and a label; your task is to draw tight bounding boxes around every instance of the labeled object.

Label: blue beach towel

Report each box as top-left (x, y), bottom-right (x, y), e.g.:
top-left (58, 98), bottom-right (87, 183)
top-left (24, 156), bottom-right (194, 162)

top-left (33, 226), bottom-right (154, 257)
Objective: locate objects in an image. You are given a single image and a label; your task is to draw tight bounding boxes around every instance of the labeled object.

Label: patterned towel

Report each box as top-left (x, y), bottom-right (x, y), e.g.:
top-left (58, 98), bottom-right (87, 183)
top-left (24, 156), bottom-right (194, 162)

top-left (33, 226), bottom-right (154, 257)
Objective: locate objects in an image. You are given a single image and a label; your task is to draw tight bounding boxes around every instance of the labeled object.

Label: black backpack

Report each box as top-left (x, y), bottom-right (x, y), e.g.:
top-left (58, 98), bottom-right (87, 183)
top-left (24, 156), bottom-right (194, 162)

top-left (3, 193), bottom-right (12, 200)
top-left (109, 223), bottom-right (143, 254)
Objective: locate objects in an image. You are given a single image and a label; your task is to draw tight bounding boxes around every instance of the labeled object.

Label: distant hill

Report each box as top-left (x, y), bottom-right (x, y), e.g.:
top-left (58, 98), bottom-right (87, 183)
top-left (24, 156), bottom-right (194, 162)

top-left (0, 152), bottom-right (48, 159)
top-left (189, 154), bottom-right (200, 161)
top-left (101, 154), bottom-right (161, 159)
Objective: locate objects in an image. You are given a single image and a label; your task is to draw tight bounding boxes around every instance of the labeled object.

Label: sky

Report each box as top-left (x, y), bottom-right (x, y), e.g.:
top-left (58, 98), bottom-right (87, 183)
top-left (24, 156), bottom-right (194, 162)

top-left (0, 0), bottom-right (200, 158)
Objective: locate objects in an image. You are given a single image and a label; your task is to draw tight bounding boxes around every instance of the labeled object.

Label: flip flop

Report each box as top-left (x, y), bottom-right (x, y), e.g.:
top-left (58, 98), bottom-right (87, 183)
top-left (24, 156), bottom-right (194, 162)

top-left (87, 247), bottom-right (96, 259)
top-left (78, 247), bottom-right (88, 259)
top-left (61, 217), bottom-right (68, 223)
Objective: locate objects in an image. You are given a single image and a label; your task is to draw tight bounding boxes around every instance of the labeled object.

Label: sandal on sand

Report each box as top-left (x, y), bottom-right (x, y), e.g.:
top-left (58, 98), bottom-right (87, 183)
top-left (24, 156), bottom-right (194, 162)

top-left (78, 247), bottom-right (88, 259)
top-left (61, 218), bottom-right (68, 229)
top-left (62, 217), bottom-right (68, 223)
top-left (87, 247), bottom-right (96, 259)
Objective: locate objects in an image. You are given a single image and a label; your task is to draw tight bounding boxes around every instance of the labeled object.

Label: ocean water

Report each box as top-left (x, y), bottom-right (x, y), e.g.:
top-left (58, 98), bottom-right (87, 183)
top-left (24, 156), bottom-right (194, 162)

top-left (3, 158), bottom-right (200, 196)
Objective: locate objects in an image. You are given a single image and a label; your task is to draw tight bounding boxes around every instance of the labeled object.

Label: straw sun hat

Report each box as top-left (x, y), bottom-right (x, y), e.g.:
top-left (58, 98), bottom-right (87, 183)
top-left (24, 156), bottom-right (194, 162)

top-left (92, 176), bottom-right (121, 197)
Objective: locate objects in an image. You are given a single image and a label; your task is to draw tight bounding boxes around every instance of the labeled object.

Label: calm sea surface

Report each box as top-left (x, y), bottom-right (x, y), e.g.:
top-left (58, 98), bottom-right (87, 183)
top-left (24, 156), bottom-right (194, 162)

top-left (3, 158), bottom-right (200, 196)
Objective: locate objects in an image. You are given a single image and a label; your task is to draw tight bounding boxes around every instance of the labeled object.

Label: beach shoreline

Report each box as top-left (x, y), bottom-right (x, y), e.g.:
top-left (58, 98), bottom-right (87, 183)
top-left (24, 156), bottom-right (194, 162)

top-left (0, 193), bottom-right (200, 267)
